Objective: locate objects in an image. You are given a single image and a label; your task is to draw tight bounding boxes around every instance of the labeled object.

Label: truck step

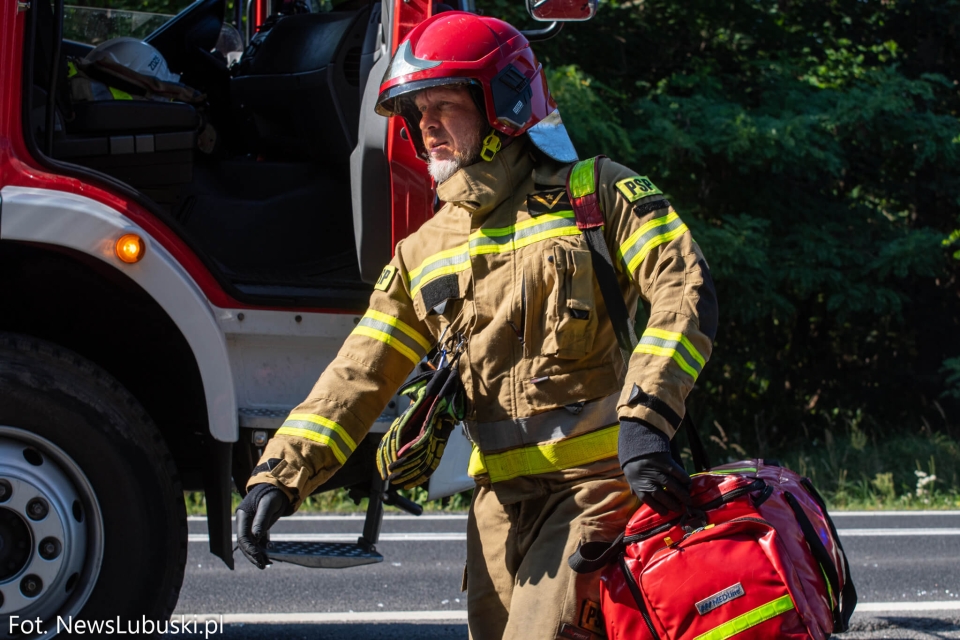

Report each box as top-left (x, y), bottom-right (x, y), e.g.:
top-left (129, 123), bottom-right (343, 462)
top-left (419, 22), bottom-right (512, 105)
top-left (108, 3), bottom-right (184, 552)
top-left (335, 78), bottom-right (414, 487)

top-left (267, 539), bottom-right (383, 569)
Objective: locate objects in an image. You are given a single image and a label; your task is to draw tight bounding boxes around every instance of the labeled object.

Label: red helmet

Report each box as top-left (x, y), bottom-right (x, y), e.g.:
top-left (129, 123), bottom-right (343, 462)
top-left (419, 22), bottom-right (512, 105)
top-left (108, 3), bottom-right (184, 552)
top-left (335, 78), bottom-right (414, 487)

top-left (376, 12), bottom-right (577, 163)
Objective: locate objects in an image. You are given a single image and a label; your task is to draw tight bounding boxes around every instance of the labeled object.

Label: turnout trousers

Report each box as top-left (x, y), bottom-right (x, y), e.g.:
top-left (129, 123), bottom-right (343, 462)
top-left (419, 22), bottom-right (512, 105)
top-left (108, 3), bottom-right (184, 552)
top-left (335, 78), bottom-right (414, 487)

top-left (465, 461), bottom-right (639, 640)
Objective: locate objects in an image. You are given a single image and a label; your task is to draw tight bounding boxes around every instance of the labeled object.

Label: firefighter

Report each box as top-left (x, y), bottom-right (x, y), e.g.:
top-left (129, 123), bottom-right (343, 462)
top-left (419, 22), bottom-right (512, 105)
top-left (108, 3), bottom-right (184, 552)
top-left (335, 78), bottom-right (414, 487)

top-left (236, 12), bottom-right (718, 640)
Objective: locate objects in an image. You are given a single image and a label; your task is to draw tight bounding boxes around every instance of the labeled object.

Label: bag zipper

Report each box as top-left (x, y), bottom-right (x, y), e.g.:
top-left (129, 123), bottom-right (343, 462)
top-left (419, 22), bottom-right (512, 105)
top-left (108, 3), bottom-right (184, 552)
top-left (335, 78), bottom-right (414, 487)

top-left (619, 555), bottom-right (661, 640)
top-left (623, 479), bottom-right (767, 543)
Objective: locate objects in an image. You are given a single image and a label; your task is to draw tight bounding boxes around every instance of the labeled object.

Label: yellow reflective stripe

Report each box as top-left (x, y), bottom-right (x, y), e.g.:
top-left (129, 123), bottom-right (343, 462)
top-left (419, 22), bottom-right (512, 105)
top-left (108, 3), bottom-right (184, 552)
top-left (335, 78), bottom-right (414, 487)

top-left (693, 594), bottom-right (795, 640)
top-left (363, 309), bottom-right (431, 352)
top-left (645, 327), bottom-right (706, 367)
top-left (635, 327), bottom-right (706, 379)
top-left (469, 424), bottom-right (620, 483)
top-left (408, 243), bottom-right (469, 282)
top-left (276, 427), bottom-right (348, 464)
top-left (108, 86), bottom-right (133, 100)
top-left (352, 325), bottom-right (421, 364)
top-left (820, 563), bottom-right (836, 607)
top-left (407, 244), bottom-right (471, 297)
top-left (617, 212), bottom-right (688, 273)
top-left (569, 158), bottom-right (597, 198)
top-left (468, 444), bottom-right (485, 477)
top-left (408, 212), bottom-right (580, 296)
top-left (470, 210), bottom-right (575, 238)
top-left (276, 414), bottom-right (357, 465)
top-left (469, 224), bottom-right (581, 256)
top-left (66, 61), bottom-right (78, 78)
top-left (636, 343), bottom-right (698, 377)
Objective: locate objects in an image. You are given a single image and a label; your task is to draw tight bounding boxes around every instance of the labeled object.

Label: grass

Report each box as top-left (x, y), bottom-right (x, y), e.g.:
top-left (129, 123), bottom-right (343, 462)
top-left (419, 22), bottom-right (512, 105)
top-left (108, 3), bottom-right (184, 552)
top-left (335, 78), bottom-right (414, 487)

top-left (184, 429), bottom-right (960, 516)
top-left (700, 421), bottom-right (960, 511)
top-left (185, 485), bottom-right (473, 517)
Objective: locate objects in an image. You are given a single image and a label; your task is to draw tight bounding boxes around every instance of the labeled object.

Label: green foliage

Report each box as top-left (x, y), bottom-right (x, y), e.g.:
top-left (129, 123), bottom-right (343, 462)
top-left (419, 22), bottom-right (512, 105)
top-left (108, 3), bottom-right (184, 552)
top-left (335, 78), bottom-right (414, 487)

top-left (943, 357), bottom-right (960, 401)
top-left (946, 227), bottom-right (960, 261)
top-left (472, 0), bottom-right (960, 448)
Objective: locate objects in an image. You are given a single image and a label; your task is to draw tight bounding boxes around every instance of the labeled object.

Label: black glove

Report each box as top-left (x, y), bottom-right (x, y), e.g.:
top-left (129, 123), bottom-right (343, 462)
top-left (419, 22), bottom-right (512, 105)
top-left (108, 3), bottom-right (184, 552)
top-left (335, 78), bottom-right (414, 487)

top-left (619, 419), bottom-right (692, 516)
top-left (236, 483), bottom-right (290, 569)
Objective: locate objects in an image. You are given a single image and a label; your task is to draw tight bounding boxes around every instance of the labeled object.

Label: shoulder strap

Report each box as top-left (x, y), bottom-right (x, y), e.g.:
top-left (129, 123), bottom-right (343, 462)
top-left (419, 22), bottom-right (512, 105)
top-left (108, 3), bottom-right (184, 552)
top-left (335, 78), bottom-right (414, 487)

top-left (566, 157), bottom-right (711, 472)
top-left (566, 157), bottom-right (637, 367)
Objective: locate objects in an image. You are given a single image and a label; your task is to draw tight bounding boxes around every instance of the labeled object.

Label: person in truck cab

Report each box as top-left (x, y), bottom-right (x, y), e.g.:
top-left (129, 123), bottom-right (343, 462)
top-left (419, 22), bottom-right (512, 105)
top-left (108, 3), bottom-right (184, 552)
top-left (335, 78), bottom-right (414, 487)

top-left (236, 11), bottom-right (718, 639)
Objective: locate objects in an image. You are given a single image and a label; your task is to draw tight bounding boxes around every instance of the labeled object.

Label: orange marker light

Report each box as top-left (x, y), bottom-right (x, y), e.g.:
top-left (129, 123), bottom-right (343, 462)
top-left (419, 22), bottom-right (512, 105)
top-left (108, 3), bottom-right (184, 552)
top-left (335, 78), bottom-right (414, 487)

top-left (115, 233), bottom-right (145, 264)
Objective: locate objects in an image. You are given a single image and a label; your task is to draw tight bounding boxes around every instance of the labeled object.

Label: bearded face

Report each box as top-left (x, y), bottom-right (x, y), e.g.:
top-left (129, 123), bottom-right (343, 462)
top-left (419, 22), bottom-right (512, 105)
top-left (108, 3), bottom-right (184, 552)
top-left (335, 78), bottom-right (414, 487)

top-left (414, 86), bottom-right (488, 184)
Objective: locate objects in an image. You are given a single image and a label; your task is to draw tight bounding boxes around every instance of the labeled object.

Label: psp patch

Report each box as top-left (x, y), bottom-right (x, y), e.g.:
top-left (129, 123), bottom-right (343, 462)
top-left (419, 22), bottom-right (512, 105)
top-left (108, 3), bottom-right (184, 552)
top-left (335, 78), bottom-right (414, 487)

top-left (374, 265), bottom-right (397, 291)
top-left (579, 599), bottom-right (604, 634)
top-left (616, 176), bottom-right (663, 202)
top-left (527, 188), bottom-right (571, 216)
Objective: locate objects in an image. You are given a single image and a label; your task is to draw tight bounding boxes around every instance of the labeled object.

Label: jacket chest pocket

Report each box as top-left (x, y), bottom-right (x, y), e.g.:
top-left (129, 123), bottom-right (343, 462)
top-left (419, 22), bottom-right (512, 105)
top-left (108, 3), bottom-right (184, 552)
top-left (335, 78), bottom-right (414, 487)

top-left (527, 244), bottom-right (599, 360)
top-left (415, 272), bottom-right (471, 340)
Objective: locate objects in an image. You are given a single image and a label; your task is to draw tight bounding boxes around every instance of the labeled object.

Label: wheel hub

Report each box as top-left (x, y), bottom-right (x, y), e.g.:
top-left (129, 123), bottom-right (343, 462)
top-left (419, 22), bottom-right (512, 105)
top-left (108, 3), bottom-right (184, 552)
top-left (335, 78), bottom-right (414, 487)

top-left (0, 508), bottom-right (31, 581)
top-left (0, 428), bottom-right (103, 627)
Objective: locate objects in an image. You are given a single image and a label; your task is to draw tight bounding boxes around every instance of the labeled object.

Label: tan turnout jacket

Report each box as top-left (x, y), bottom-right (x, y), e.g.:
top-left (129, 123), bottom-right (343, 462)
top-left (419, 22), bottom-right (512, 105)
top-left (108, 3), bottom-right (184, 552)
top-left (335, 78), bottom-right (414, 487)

top-left (249, 138), bottom-right (717, 507)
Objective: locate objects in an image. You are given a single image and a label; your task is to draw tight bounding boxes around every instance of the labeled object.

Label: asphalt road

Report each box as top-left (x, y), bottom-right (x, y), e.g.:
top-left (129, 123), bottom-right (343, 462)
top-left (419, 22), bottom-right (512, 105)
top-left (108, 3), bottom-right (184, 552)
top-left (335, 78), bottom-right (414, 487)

top-left (169, 510), bottom-right (960, 639)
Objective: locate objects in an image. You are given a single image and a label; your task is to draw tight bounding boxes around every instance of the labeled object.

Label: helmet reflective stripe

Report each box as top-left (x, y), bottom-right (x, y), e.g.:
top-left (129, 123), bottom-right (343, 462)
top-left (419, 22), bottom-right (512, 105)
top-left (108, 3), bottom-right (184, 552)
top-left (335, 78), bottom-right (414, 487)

top-left (382, 40), bottom-right (442, 85)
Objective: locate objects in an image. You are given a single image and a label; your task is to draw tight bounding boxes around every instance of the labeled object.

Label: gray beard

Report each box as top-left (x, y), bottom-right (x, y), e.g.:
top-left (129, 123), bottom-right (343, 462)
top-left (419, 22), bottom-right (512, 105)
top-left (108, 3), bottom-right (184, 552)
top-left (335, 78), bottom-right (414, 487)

top-left (428, 157), bottom-right (462, 184)
top-left (427, 128), bottom-right (484, 184)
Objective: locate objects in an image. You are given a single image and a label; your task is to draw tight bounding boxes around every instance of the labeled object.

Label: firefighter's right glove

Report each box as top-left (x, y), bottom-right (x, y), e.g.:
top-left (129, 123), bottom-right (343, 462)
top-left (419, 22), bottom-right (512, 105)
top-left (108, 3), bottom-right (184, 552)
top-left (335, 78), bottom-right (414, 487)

top-left (236, 483), bottom-right (291, 570)
top-left (619, 419), bottom-right (692, 516)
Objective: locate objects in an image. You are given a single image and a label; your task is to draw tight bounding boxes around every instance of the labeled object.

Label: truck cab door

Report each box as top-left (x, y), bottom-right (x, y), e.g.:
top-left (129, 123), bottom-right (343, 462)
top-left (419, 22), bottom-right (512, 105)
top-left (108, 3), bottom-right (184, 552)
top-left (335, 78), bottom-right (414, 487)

top-left (350, 0), bottom-right (436, 284)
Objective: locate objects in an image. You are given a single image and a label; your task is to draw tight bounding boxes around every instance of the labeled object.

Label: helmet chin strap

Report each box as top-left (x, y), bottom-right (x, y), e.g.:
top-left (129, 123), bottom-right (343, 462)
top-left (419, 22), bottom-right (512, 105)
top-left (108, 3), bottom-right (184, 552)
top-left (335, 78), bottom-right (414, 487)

top-left (480, 129), bottom-right (503, 162)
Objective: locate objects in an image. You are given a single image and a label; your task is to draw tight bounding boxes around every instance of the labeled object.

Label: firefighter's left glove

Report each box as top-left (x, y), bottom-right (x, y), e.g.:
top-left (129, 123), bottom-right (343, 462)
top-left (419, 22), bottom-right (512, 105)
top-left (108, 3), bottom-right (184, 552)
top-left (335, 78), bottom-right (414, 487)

top-left (619, 419), bottom-right (692, 516)
top-left (236, 482), bottom-right (291, 569)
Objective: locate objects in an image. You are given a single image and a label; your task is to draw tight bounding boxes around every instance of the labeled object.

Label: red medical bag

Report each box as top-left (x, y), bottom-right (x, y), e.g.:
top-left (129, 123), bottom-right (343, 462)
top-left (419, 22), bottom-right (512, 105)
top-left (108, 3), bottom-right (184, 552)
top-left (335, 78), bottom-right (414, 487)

top-left (571, 459), bottom-right (856, 639)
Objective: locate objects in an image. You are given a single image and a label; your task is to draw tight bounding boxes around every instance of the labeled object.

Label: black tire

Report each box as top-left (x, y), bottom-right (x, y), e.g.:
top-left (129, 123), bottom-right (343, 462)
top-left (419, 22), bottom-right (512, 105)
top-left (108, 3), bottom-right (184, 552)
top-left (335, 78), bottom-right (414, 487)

top-left (0, 332), bottom-right (187, 637)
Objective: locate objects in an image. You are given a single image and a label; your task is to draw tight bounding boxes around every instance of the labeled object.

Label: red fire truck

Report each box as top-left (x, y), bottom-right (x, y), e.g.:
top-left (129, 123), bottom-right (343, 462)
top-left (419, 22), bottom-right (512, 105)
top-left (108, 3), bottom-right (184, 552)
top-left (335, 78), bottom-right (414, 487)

top-left (0, 0), bottom-right (591, 631)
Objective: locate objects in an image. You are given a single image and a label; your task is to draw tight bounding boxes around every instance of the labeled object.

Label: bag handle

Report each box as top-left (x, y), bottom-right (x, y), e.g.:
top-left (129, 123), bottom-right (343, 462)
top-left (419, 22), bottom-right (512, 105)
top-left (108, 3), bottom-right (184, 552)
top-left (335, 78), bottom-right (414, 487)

top-left (567, 532), bottom-right (625, 574)
top-left (566, 158), bottom-right (710, 472)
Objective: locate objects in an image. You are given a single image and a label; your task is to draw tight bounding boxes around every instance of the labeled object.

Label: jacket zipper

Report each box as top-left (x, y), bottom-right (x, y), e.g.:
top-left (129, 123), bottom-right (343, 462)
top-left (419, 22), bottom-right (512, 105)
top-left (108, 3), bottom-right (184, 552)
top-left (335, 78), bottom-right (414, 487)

top-left (519, 277), bottom-right (526, 345)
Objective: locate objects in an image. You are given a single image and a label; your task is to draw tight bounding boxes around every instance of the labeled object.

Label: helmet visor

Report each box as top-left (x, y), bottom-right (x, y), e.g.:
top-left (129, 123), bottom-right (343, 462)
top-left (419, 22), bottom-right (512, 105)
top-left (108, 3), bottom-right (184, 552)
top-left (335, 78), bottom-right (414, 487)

top-left (376, 77), bottom-right (480, 117)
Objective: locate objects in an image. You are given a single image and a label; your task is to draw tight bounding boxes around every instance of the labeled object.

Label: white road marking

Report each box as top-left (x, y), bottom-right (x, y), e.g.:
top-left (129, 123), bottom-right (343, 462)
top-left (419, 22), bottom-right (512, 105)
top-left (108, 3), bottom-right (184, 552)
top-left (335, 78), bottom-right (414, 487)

top-left (176, 611), bottom-right (468, 623)
top-left (837, 528), bottom-right (960, 536)
top-left (856, 601), bottom-right (960, 612)
top-left (189, 533), bottom-right (467, 543)
top-left (831, 511), bottom-right (960, 517)
top-left (176, 604), bottom-right (960, 623)
top-left (188, 514), bottom-right (468, 522)
top-left (190, 528), bottom-right (960, 543)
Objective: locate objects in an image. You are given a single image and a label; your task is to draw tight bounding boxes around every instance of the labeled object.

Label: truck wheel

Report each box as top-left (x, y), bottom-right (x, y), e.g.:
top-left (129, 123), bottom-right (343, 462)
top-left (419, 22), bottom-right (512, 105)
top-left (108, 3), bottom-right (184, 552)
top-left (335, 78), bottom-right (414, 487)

top-left (0, 333), bottom-right (187, 637)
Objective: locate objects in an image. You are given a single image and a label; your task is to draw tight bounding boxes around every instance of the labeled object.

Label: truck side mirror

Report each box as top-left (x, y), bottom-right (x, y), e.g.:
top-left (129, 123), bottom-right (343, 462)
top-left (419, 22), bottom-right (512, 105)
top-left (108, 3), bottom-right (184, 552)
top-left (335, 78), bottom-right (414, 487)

top-left (526, 0), bottom-right (598, 22)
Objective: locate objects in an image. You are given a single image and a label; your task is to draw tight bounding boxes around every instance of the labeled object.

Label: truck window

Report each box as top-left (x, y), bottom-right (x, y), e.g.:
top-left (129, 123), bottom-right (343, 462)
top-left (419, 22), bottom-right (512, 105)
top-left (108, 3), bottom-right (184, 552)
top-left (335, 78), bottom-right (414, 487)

top-left (63, 1), bottom-right (194, 45)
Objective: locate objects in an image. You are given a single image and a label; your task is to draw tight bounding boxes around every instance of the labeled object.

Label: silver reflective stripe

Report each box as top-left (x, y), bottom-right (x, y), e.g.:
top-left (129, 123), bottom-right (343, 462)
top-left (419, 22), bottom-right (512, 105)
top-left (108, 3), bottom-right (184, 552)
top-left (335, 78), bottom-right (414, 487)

top-left (468, 214), bottom-right (577, 253)
top-left (408, 248), bottom-right (470, 294)
top-left (356, 315), bottom-right (429, 361)
top-left (619, 213), bottom-right (686, 273)
top-left (278, 419), bottom-right (354, 460)
top-left (465, 394), bottom-right (620, 453)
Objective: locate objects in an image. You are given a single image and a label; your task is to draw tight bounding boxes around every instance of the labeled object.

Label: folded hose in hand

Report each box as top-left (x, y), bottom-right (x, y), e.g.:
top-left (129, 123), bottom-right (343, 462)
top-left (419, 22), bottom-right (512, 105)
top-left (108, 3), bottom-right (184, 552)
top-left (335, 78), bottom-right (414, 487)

top-left (376, 365), bottom-right (466, 490)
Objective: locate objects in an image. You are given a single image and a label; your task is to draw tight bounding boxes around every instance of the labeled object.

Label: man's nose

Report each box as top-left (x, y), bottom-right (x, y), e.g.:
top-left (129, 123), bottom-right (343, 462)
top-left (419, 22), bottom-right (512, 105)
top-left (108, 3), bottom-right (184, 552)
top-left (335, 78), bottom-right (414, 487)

top-left (419, 108), bottom-right (439, 131)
